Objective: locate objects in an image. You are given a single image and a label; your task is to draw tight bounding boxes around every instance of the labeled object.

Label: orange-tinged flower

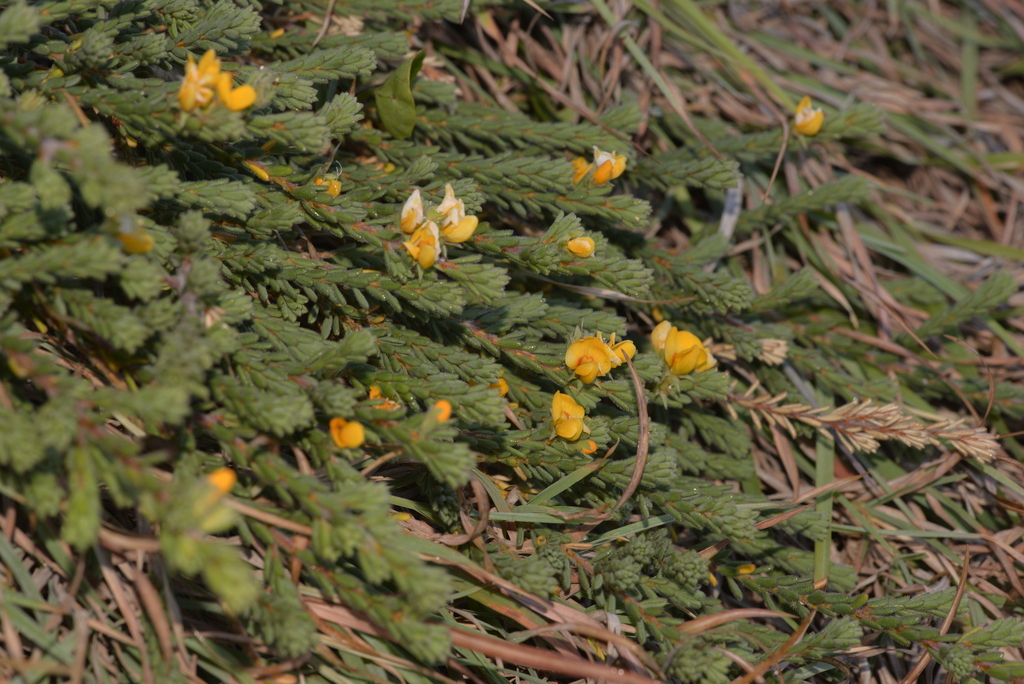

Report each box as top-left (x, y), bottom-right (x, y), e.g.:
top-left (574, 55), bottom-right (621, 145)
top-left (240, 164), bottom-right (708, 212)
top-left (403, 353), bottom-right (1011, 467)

top-left (215, 72), bottom-right (256, 111)
top-left (118, 230), bottom-right (154, 254)
top-left (566, 237), bottom-right (595, 258)
top-left (330, 418), bottom-right (365, 448)
top-left (657, 324), bottom-right (717, 375)
top-left (591, 147), bottom-right (627, 185)
top-left (489, 377), bottom-right (509, 397)
top-left (368, 385), bottom-right (401, 410)
top-left (582, 440), bottom-right (598, 454)
top-left (207, 467), bottom-right (237, 495)
top-left (400, 189), bottom-right (424, 234)
top-left (794, 96), bottom-right (824, 136)
top-left (441, 215), bottom-right (478, 243)
top-left (402, 221), bottom-right (440, 268)
top-left (178, 49), bottom-right (220, 112)
top-left (565, 334), bottom-right (621, 384)
top-left (433, 399), bottom-right (452, 421)
top-left (571, 157), bottom-right (592, 184)
top-left (551, 391), bottom-right (589, 441)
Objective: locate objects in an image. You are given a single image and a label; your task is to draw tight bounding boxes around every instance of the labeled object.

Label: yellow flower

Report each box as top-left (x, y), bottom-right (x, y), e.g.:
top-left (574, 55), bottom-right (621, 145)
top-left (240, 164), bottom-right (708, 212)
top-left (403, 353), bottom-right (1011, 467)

top-left (400, 189), bottom-right (424, 233)
top-left (651, 320), bottom-right (672, 352)
top-left (433, 399), bottom-right (452, 421)
top-left (178, 49), bottom-right (220, 112)
top-left (436, 184), bottom-right (479, 243)
top-left (330, 418), bottom-right (366, 448)
top-left (402, 221), bottom-right (440, 268)
top-left (607, 333), bottom-right (636, 364)
top-left (269, 27), bottom-right (285, 39)
top-left (441, 215), bottom-right (478, 243)
top-left (591, 146), bottom-right (627, 185)
top-left (551, 391), bottom-right (589, 441)
top-left (565, 333), bottom-right (624, 384)
top-left (117, 230), bottom-right (154, 254)
top-left (315, 178), bottom-right (343, 197)
top-left (656, 324), bottom-right (717, 375)
top-left (794, 96), bottom-right (824, 136)
top-left (566, 237), bottom-right (595, 258)
top-left (489, 377), bottom-right (509, 397)
top-left (581, 440), bottom-right (598, 454)
top-left (436, 184), bottom-right (465, 223)
top-left (571, 157), bottom-right (592, 184)
top-left (368, 385), bottom-right (401, 410)
top-left (207, 467), bottom-right (237, 495)
top-left (215, 71), bottom-right (256, 111)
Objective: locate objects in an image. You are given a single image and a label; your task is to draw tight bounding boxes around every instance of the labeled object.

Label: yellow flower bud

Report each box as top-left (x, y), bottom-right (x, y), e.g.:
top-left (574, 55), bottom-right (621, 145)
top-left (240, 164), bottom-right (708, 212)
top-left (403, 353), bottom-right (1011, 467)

top-left (244, 161), bottom-right (270, 181)
top-left (117, 230), bottom-right (154, 254)
top-left (207, 468), bottom-right (237, 495)
top-left (433, 399), bottom-right (452, 421)
top-left (566, 237), bottom-right (595, 258)
top-left (489, 377), bottom-right (509, 397)
top-left (330, 418), bottom-right (365, 448)
top-left (794, 96), bottom-right (824, 136)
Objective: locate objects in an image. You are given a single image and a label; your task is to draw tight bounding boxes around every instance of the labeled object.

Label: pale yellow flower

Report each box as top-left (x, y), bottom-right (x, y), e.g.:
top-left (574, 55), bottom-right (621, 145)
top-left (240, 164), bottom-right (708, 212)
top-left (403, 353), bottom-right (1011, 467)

top-left (400, 189), bottom-right (424, 234)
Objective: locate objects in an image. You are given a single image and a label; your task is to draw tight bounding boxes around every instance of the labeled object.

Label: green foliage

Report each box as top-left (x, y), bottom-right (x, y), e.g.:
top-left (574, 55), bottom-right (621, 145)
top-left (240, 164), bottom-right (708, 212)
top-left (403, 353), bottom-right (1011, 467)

top-left (0, 1), bottom-right (1019, 684)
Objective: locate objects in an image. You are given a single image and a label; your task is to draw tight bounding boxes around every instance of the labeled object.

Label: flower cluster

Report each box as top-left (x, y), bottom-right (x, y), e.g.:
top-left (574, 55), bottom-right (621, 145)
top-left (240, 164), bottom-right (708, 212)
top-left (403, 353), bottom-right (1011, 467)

top-left (794, 96), bottom-right (824, 136)
top-left (565, 333), bottom-right (636, 384)
top-left (651, 322), bottom-right (717, 374)
top-left (400, 185), bottom-right (480, 269)
top-left (178, 49), bottom-right (256, 113)
top-left (571, 146), bottom-right (627, 185)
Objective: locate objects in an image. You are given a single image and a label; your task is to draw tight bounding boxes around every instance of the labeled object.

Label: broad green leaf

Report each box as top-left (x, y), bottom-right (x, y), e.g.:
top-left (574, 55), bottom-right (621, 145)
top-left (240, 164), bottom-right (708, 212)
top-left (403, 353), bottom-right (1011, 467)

top-left (374, 51), bottom-right (425, 140)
